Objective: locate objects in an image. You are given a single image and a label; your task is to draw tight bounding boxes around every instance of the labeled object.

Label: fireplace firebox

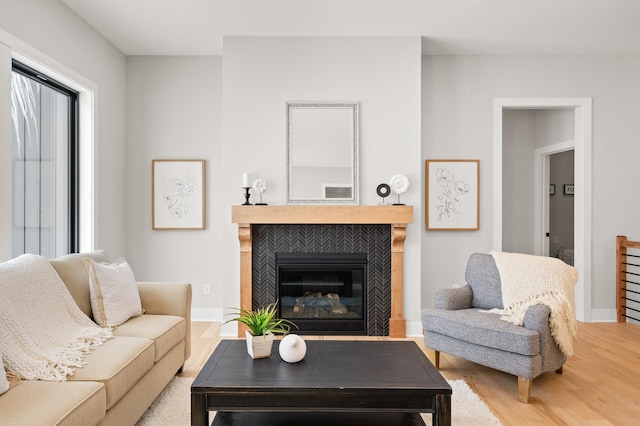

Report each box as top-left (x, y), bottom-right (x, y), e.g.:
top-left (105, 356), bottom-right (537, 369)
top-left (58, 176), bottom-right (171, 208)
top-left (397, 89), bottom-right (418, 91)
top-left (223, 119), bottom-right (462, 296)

top-left (276, 253), bottom-right (367, 335)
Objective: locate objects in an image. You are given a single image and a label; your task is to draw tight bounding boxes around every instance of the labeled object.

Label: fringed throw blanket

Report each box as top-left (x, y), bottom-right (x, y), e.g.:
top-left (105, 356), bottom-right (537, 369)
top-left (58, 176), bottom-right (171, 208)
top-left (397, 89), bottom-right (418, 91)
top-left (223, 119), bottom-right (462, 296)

top-left (489, 251), bottom-right (578, 356)
top-left (0, 254), bottom-right (112, 381)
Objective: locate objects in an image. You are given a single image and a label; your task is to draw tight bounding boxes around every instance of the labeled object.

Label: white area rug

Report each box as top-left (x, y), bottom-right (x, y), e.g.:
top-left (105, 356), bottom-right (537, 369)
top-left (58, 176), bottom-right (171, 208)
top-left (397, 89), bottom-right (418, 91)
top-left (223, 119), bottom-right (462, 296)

top-left (137, 377), bottom-right (502, 425)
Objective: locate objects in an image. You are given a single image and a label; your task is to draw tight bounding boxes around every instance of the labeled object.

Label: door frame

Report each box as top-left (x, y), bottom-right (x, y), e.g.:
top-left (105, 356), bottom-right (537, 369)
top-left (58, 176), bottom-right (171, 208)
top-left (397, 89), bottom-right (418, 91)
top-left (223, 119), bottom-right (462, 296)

top-left (493, 98), bottom-right (592, 322)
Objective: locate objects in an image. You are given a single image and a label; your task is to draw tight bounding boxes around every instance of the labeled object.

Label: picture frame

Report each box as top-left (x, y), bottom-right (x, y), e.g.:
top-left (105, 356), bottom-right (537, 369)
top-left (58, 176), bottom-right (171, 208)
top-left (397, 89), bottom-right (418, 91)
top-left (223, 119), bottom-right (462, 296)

top-left (426, 159), bottom-right (480, 231)
top-left (549, 184), bottom-right (556, 196)
top-left (563, 184), bottom-right (575, 195)
top-left (286, 102), bottom-right (359, 205)
top-left (152, 159), bottom-right (206, 230)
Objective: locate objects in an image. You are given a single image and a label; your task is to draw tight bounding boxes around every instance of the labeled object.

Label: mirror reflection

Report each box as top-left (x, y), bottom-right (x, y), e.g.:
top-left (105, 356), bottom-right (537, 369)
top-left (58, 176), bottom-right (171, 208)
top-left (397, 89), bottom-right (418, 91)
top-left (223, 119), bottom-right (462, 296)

top-left (286, 102), bottom-right (359, 204)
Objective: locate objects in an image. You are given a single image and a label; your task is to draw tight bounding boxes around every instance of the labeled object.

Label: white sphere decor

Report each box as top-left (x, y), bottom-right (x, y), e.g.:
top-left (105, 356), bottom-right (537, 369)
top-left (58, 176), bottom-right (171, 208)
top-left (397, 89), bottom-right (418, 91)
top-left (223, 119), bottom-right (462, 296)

top-left (389, 174), bottom-right (410, 194)
top-left (252, 178), bottom-right (267, 194)
top-left (278, 334), bottom-right (307, 363)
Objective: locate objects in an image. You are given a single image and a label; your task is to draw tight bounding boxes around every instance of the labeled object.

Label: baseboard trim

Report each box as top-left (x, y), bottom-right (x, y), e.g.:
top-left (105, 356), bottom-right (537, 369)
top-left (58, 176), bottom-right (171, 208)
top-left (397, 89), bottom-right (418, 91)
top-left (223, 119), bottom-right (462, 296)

top-left (191, 311), bottom-right (621, 330)
top-left (216, 319), bottom-right (424, 337)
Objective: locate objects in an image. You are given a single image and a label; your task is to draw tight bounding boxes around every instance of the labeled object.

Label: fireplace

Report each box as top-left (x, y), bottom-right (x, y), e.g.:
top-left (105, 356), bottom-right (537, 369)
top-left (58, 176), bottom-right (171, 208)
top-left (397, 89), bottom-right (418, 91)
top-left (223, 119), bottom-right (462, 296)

top-left (231, 205), bottom-right (413, 337)
top-left (276, 253), bottom-right (367, 335)
top-left (251, 224), bottom-right (389, 335)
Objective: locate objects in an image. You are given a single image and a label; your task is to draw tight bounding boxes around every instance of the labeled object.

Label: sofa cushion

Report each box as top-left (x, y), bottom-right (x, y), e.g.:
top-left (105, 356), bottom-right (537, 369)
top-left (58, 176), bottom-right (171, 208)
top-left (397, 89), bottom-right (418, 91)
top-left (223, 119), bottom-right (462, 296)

top-left (423, 330), bottom-right (542, 380)
top-left (0, 380), bottom-right (106, 426)
top-left (465, 253), bottom-right (504, 309)
top-left (84, 257), bottom-right (143, 327)
top-left (113, 315), bottom-right (186, 362)
top-left (69, 336), bottom-right (154, 410)
top-left (50, 251), bottom-right (110, 318)
top-left (422, 308), bottom-right (540, 356)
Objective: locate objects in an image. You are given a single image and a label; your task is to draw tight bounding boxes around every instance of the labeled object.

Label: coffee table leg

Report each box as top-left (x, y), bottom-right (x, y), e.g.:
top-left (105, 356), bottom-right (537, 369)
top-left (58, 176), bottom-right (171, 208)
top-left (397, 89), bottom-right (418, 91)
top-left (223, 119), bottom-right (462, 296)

top-left (191, 392), bottom-right (207, 426)
top-left (434, 394), bottom-right (451, 426)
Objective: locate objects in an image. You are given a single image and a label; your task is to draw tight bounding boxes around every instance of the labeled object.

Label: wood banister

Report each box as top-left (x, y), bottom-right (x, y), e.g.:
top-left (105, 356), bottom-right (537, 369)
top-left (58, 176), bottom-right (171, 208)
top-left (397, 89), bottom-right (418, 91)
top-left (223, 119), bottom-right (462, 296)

top-left (617, 235), bottom-right (626, 323)
top-left (616, 235), bottom-right (640, 323)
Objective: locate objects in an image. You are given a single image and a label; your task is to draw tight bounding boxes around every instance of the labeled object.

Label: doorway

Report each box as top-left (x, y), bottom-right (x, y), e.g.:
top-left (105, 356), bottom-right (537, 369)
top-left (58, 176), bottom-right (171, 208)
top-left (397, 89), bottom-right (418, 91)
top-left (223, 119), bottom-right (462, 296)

top-left (493, 98), bottom-right (592, 321)
top-left (534, 139), bottom-right (576, 259)
top-left (548, 150), bottom-right (575, 263)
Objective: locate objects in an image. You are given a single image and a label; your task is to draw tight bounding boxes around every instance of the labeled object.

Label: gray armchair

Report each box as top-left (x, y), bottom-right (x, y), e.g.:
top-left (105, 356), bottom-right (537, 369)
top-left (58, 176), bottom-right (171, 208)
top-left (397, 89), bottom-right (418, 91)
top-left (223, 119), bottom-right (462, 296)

top-left (421, 253), bottom-right (566, 403)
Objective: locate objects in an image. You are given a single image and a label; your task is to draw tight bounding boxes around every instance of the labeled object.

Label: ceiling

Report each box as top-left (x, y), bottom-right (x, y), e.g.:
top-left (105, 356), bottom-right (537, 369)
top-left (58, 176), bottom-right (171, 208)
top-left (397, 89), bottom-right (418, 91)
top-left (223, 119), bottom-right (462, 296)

top-left (60, 0), bottom-right (640, 56)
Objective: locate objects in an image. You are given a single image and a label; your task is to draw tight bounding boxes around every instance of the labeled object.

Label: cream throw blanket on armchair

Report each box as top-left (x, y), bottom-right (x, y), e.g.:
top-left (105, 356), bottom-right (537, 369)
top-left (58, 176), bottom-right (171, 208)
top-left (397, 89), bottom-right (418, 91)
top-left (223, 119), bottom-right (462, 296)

top-left (0, 254), bottom-right (112, 381)
top-left (489, 251), bottom-right (578, 356)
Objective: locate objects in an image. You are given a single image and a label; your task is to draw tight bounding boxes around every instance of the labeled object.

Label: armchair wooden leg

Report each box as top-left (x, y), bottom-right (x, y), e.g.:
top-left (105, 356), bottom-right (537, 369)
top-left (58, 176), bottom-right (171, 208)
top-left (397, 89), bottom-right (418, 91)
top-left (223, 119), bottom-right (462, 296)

top-left (426, 348), bottom-right (440, 369)
top-left (518, 377), bottom-right (532, 403)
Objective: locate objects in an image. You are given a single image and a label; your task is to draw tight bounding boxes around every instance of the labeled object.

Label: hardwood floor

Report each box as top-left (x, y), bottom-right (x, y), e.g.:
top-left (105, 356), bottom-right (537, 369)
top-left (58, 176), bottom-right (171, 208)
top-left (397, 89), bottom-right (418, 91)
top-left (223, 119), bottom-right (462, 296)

top-left (179, 322), bottom-right (640, 425)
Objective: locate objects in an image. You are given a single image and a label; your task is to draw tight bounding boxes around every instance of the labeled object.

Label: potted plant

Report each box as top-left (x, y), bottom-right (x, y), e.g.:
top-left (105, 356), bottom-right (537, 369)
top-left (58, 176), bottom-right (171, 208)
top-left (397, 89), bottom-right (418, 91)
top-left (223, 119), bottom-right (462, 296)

top-left (225, 302), bottom-right (297, 359)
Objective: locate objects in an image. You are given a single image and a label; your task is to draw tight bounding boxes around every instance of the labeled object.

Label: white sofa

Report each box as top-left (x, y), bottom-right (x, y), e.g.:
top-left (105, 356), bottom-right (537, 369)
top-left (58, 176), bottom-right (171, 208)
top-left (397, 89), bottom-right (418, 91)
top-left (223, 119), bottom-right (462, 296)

top-left (0, 251), bottom-right (192, 425)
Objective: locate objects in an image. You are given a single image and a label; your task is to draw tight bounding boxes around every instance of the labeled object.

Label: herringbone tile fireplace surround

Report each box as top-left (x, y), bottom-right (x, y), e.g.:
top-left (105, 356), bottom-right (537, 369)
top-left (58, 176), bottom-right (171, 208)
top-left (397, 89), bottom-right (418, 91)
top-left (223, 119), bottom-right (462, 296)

top-left (231, 205), bottom-right (413, 337)
top-left (252, 224), bottom-right (391, 335)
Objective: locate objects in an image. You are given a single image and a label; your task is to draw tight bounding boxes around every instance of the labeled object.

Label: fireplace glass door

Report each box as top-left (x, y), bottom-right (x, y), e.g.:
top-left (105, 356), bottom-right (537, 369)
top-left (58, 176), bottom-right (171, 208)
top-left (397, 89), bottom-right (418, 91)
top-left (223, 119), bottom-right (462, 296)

top-left (276, 253), bottom-right (367, 335)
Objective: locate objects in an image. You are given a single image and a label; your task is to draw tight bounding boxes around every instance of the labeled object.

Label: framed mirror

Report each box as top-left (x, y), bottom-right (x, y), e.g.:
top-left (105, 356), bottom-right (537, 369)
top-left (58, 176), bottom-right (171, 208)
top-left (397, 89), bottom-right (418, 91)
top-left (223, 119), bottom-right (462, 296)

top-left (286, 102), bottom-right (359, 204)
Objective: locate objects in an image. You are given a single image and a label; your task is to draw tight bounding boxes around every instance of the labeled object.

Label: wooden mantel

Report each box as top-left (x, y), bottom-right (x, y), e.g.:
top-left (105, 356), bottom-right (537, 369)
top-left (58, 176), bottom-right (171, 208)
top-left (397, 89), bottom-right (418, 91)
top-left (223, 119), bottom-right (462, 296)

top-left (231, 205), bottom-right (414, 338)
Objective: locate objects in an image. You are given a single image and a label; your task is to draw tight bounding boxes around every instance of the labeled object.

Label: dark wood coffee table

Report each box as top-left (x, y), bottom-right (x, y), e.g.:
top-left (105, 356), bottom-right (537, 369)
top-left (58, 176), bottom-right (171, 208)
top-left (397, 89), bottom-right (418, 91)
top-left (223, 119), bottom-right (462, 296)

top-left (191, 340), bottom-right (451, 426)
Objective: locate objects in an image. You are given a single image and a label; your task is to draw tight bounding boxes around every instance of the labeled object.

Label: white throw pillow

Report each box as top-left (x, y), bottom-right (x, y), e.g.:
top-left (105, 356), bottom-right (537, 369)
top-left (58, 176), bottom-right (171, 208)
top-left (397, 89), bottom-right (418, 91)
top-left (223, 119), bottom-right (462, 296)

top-left (0, 347), bottom-right (10, 395)
top-left (83, 257), bottom-right (143, 327)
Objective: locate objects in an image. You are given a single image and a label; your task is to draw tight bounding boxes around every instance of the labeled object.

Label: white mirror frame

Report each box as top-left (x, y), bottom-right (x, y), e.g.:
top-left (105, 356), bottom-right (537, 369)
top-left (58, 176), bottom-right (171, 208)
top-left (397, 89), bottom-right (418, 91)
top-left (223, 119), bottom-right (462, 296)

top-left (286, 102), bottom-right (359, 205)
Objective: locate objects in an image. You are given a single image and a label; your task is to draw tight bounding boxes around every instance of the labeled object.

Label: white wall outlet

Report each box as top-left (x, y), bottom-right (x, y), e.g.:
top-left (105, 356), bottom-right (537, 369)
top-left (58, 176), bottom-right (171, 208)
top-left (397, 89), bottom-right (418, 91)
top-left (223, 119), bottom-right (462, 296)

top-left (203, 283), bottom-right (211, 295)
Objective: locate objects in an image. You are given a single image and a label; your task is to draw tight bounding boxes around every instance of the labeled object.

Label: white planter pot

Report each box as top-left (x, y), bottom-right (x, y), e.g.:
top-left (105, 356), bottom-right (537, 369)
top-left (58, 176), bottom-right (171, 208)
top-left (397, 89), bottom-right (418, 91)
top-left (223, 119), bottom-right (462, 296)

top-left (245, 330), bottom-right (274, 359)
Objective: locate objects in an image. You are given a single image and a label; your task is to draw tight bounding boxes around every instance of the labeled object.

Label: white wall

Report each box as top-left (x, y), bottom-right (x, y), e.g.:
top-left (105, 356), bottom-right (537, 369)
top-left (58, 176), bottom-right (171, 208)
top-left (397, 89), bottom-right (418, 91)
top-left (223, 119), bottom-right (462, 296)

top-left (535, 109), bottom-right (575, 146)
top-left (0, 0), bottom-right (126, 259)
top-left (502, 109), bottom-right (574, 254)
top-left (502, 110), bottom-right (537, 253)
top-left (422, 55), bottom-right (640, 317)
top-left (222, 36), bottom-right (423, 334)
top-left (125, 56), bottom-right (223, 317)
top-left (5, 3), bottom-right (633, 324)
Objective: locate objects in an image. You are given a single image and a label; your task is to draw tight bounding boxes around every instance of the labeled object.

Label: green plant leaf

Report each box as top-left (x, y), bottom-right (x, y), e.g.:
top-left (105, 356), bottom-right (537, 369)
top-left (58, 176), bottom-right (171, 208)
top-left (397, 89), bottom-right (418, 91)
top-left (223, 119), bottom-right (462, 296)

top-left (223, 302), bottom-right (297, 336)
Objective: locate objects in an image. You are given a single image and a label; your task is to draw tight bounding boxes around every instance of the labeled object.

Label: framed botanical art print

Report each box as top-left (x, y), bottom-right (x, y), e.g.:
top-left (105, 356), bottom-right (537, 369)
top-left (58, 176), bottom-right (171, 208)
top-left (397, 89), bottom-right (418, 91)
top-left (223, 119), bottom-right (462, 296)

top-left (426, 159), bottom-right (480, 231)
top-left (152, 159), bottom-right (206, 230)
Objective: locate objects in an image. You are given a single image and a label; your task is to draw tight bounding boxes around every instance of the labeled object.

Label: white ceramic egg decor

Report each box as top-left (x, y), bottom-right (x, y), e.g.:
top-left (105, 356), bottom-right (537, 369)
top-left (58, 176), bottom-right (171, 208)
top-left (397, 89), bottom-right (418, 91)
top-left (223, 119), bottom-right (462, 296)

top-left (278, 334), bottom-right (307, 363)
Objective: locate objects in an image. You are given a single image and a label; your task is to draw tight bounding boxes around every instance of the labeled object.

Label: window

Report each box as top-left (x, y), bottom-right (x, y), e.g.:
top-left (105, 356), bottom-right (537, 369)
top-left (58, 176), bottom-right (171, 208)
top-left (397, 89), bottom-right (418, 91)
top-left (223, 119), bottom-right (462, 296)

top-left (11, 60), bottom-right (79, 258)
